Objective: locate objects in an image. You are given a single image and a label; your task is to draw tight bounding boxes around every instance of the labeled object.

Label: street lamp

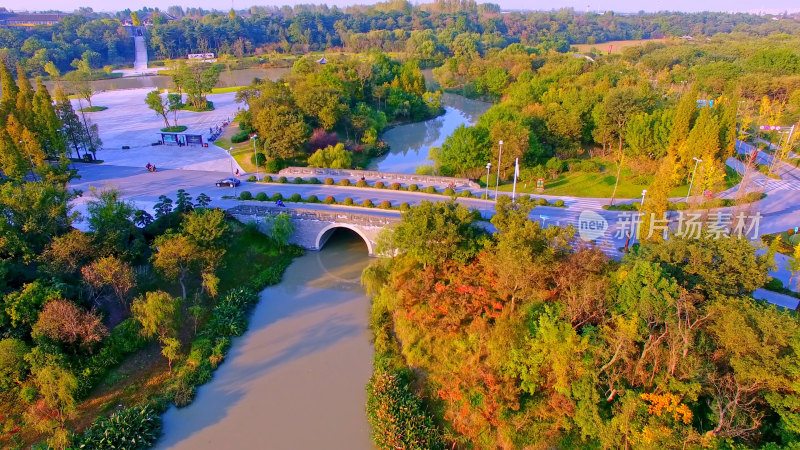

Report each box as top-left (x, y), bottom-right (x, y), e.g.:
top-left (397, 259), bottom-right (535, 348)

top-left (228, 147), bottom-right (235, 175)
top-left (250, 134), bottom-right (259, 181)
top-left (485, 162), bottom-right (492, 199)
top-left (641, 189), bottom-right (647, 207)
top-left (686, 157), bottom-right (702, 203)
top-left (494, 140), bottom-right (503, 200)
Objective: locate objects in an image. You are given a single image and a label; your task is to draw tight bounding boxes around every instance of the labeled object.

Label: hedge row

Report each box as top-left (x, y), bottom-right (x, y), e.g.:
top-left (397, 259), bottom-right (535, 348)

top-left (238, 191), bottom-right (410, 211)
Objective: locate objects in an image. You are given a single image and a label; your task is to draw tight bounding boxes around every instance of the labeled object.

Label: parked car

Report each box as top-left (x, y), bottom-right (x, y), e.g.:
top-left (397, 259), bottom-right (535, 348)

top-left (215, 177), bottom-right (240, 187)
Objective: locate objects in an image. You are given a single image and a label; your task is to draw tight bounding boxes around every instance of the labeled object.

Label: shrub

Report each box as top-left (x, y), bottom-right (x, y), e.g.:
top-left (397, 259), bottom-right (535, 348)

top-left (255, 192), bottom-right (268, 201)
top-left (76, 406), bottom-right (161, 449)
top-left (262, 175), bottom-right (273, 183)
top-left (239, 191), bottom-right (253, 200)
top-left (535, 198), bottom-right (547, 206)
top-left (742, 192), bottom-right (765, 203)
top-left (339, 179), bottom-right (352, 186)
top-left (443, 187), bottom-right (455, 196)
top-left (250, 152), bottom-right (266, 166)
top-left (247, 175), bottom-right (256, 182)
top-left (290, 193), bottom-right (302, 202)
top-left (277, 176), bottom-right (288, 183)
top-left (362, 199), bottom-right (374, 207)
top-left (356, 179), bottom-right (368, 188)
top-left (374, 181), bottom-right (385, 189)
top-left (271, 193), bottom-right (283, 201)
top-left (307, 195), bottom-right (319, 203)
top-left (675, 201), bottom-right (689, 210)
top-left (409, 184), bottom-right (419, 192)
top-left (554, 199), bottom-right (565, 207)
top-left (172, 383), bottom-right (196, 407)
top-left (366, 370), bottom-right (445, 450)
top-left (461, 191), bottom-right (474, 198)
top-left (343, 197), bottom-right (354, 206)
top-left (264, 159), bottom-right (283, 174)
top-left (400, 202), bottom-right (410, 211)
top-left (765, 277), bottom-right (784, 291)
top-left (323, 196), bottom-right (335, 204)
top-left (231, 130), bottom-right (250, 143)
top-left (390, 182), bottom-right (401, 190)
top-left (425, 186), bottom-right (437, 194)
top-left (379, 200), bottom-right (392, 209)
top-left (308, 177), bottom-right (321, 184)
top-left (293, 177), bottom-right (305, 184)
top-left (324, 177), bottom-right (335, 185)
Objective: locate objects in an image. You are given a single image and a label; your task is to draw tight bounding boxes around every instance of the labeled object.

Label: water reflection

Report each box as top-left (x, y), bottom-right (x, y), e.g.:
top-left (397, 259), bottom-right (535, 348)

top-left (45, 67), bottom-right (289, 93)
top-left (369, 92), bottom-right (492, 173)
top-left (157, 229), bottom-right (372, 450)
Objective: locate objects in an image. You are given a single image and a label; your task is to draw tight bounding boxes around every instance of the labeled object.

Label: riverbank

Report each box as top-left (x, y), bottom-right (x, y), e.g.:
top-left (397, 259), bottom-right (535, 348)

top-left (157, 230), bottom-right (373, 449)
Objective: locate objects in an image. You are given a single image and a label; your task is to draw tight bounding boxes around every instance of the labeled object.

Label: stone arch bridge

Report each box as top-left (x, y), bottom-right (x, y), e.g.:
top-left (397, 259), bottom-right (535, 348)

top-left (226, 204), bottom-right (400, 256)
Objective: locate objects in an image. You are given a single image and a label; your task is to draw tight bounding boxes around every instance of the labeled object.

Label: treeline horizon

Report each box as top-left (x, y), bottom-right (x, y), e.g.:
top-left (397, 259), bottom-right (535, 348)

top-left (3, 0), bottom-right (800, 75)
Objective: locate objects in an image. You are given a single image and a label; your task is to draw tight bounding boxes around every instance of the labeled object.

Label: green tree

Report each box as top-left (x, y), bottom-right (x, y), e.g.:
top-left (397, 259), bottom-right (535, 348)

top-left (131, 290), bottom-right (181, 339)
top-left (254, 104), bottom-right (310, 159)
top-left (160, 336), bottom-right (181, 373)
top-left (3, 281), bottom-right (61, 332)
top-left (264, 212), bottom-right (294, 252)
top-left (307, 143), bottom-right (352, 169)
top-left (145, 90), bottom-right (172, 128)
top-left (435, 125), bottom-right (489, 177)
top-left (602, 87), bottom-right (647, 205)
top-left (29, 365), bottom-right (78, 449)
top-left (0, 338), bottom-right (29, 390)
top-left (151, 233), bottom-right (203, 299)
top-left (86, 188), bottom-right (145, 260)
top-left (379, 200), bottom-right (482, 267)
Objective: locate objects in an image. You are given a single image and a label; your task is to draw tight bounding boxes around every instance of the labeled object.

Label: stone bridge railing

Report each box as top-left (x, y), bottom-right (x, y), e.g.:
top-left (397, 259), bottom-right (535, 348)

top-left (227, 204), bottom-right (401, 227)
top-left (278, 167), bottom-right (480, 189)
top-left (227, 204), bottom-right (400, 255)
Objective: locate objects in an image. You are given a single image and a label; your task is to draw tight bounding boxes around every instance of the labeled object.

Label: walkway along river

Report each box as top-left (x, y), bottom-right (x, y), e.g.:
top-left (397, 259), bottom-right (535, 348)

top-left (158, 230), bottom-right (373, 449)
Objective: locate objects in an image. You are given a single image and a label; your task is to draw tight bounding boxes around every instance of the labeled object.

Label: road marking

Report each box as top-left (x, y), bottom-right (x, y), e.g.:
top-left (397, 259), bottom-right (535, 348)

top-left (753, 179), bottom-right (800, 191)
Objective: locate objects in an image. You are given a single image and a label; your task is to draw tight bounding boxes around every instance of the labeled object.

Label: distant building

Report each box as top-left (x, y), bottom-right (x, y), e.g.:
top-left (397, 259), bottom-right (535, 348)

top-left (0, 11), bottom-right (67, 27)
top-left (121, 11), bottom-right (177, 26)
top-left (316, 57), bottom-right (327, 64)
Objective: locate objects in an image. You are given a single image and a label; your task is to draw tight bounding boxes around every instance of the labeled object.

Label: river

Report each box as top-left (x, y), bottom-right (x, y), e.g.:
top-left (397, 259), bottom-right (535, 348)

top-left (368, 92), bottom-right (492, 173)
top-left (45, 67), bottom-right (289, 93)
top-left (158, 230), bottom-right (373, 449)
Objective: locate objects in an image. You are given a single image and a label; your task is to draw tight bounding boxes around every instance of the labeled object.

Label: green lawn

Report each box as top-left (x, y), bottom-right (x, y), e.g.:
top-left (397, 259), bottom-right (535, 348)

top-left (499, 170), bottom-right (688, 198)
top-left (497, 163), bottom-right (744, 199)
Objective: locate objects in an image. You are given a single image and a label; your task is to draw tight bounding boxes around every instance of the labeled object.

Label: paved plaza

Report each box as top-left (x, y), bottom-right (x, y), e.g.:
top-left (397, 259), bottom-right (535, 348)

top-left (72, 89), bottom-right (243, 172)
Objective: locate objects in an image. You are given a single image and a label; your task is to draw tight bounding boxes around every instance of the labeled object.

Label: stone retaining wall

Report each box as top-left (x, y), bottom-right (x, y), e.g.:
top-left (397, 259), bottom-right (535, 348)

top-left (278, 167), bottom-right (480, 189)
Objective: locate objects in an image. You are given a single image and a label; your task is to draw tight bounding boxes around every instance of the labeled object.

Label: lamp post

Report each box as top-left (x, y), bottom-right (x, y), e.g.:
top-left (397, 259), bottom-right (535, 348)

top-left (485, 162), bottom-right (491, 199)
top-left (228, 147), bottom-right (235, 175)
top-left (250, 134), bottom-right (259, 181)
top-left (686, 157), bottom-right (702, 203)
top-left (494, 140), bottom-right (503, 200)
top-left (640, 189), bottom-right (647, 208)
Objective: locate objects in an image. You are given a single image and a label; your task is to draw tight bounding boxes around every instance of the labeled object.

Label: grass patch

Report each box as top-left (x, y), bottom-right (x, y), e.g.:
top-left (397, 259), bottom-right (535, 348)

top-left (160, 125), bottom-right (188, 132)
top-left (79, 106), bottom-right (108, 112)
top-left (210, 86), bottom-right (245, 94)
top-left (178, 100), bottom-right (215, 112)
top-left (500, 167), bottom-right (688, 198)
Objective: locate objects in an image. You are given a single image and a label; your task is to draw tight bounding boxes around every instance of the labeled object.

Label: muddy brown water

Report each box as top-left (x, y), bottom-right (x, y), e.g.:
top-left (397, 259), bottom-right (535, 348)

top-left (157, 229), bottom-right (373, 449)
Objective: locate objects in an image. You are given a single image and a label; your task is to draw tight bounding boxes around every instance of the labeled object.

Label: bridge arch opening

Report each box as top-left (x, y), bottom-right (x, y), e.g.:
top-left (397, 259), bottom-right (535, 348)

top-left (315, 224), bottom-right (373, 255)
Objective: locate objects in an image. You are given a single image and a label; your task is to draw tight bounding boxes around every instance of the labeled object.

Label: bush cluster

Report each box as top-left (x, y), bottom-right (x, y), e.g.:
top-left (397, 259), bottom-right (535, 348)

top-left (75, 406), bottom-right (161, 449)
top-left (366, 370), bottom-right (445, 450)
top-left (231, 130), bottom-right (250, 143)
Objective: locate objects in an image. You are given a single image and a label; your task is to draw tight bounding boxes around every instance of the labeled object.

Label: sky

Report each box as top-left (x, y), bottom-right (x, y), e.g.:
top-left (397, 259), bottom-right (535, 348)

top-left (6, 0), bottom-right (800, 14)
